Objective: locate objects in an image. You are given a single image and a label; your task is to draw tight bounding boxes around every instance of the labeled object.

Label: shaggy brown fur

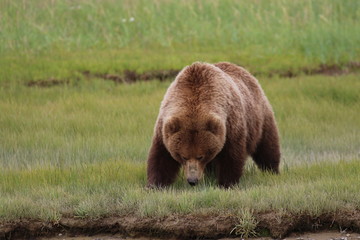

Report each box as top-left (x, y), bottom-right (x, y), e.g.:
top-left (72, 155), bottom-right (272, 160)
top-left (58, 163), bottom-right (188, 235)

top-left (147, 62), bottom-right (280, 188)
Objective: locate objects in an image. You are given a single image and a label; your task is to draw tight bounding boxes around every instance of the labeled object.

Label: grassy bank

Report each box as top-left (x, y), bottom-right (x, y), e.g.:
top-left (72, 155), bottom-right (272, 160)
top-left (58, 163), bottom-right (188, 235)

top-left (1, 159), bottom-right (359, 221)
top-left (1, 0), bottom-right (360, 237)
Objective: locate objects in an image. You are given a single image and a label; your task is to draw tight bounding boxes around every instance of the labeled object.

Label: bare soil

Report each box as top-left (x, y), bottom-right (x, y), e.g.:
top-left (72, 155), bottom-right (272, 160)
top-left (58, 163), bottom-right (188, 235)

top-left (266, 62), bottom-right (360, 78)
top-left (82, 69), bottom-right (180, 84)
top-left (25, 62), bottom-right (360, 88)
top-left (36, 231), bottom-right (360, 240)
top-left (1, 210), bottom-right (360, 240)
top-left (26, 78), bottom-right (70, 87)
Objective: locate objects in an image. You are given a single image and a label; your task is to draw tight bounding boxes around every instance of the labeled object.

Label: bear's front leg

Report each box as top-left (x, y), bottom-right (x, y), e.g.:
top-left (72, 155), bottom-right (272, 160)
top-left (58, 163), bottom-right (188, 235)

top-left (216, 141), bottom-right (247, 188)
top-left (147, 135), bottom-right (181, 188)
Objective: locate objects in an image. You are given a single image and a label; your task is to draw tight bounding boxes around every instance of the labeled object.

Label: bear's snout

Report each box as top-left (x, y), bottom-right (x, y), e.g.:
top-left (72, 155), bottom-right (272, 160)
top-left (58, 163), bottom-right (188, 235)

top-left (187, 177), bottom-right (199, 186)
top-left (184, 159), bottom-right (204, 186)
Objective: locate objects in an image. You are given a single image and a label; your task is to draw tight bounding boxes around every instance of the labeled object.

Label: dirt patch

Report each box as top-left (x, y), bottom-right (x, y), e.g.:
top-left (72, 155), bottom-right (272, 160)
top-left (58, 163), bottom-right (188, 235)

top-left (81, 69), bottom-right (179, 84)
top-left (82, 62), bottom-right (360, 84)
top-left (25, 62), bottom-right (360, 88)
top-left (37, 231), bottom-right (360, 240)
top-left (0, 215), bottom-right (235, 240)
top-left (285, 62), bottom-right (359, 77)
top-left (26, 78), bottom-right (70, 87)
top-left (25, 69), bottom-right (179, 88)
top-left (1, 209), bottom-right (360, 240)
top-left (285, 231), bottom-right (360, 240)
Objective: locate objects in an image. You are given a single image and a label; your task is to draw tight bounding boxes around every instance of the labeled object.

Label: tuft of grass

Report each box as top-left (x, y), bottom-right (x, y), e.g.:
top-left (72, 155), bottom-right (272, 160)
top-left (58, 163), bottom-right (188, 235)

top-left (231, 209), bottom-right (258, 238)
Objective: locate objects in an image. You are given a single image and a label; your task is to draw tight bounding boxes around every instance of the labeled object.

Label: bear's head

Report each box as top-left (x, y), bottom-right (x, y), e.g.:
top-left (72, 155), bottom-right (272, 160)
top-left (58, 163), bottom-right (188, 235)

top-left (162, 114), bottom-right (226, 186)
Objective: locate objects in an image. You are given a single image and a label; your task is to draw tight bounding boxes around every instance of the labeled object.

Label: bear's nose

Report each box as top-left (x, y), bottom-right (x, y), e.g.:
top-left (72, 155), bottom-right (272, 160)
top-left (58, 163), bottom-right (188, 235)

top-left (187, 178), bottom-right (198, 186)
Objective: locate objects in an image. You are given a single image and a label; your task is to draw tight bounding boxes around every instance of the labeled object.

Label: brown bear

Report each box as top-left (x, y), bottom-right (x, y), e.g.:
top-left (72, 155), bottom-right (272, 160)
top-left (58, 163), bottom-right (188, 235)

top-left (147, 62), bottom-right (280, 188)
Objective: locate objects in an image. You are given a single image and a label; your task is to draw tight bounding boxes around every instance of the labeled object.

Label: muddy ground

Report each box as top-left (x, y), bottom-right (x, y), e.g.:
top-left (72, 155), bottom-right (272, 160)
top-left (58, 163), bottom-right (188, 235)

top-left (1, 209), bottom-right (360, 240)
top-left (37, 231), bottom-right (360, 240)
top-left (25, 62), bottom-right (360, 88)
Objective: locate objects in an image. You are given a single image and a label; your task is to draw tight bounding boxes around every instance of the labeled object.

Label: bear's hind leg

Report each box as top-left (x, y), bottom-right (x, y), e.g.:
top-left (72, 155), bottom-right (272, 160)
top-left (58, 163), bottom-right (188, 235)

top-left (252, 117), bottom-right (280, 174)
top-left (147, 136), bottom-right (181, 188)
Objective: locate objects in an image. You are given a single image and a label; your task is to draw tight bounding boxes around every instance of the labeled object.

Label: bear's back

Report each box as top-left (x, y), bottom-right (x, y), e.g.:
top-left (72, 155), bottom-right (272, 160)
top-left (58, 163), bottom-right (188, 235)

top-left (214, 62), bottom-right (273, 154)
top-left (162, 62), bottom-right (238, 118)
top-left (214, 62), bottom-right (264, 100)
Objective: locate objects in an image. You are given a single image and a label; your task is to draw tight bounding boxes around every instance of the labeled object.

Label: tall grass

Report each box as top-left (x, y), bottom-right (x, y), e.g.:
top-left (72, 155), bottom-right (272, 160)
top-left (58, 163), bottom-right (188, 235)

top-left (1, 0), bottom-right (360, 84)
top-left (1, 0), bottom-right (359, 59)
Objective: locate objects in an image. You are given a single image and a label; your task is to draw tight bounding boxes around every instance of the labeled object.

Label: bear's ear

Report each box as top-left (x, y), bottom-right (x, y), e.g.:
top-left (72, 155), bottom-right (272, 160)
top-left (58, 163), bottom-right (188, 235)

top-left (164, 117), bottom-right (181, 136)
top-left (206, 117), bottom-right (223, 135)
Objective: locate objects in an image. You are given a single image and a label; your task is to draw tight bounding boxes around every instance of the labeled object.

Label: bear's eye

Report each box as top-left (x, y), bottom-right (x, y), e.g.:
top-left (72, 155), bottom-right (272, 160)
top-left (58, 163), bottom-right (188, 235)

top-left (207, 149), bottom-right (215, 155)
top-left (181, 155), bottom-right (189, 161)
top-left (196, 156), bottom-right (204, 160)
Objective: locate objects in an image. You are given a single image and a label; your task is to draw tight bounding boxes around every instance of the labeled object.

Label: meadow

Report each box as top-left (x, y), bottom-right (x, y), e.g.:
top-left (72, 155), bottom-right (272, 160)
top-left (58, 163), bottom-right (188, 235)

top-left (1, 0), bottom-right (360, 238)
top-left (1, 0), bottom-right (360, 84)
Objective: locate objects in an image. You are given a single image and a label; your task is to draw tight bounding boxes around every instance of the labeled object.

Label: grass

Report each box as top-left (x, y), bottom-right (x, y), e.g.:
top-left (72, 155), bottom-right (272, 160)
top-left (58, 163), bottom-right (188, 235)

top-left (1, 74), bottom-right (359, 169)
top-left (1, 156), bottom-right (359, 221)
top-left (231, 209), bottom-right (258, 238)
top-left (1, 0), bottom-right (360, 84)
top-left (0, 80), bottom-right (164, 169)
top-left (0, 74), bottom-right (359, 223)
top-left (1, 0), bottom-right (360, 237)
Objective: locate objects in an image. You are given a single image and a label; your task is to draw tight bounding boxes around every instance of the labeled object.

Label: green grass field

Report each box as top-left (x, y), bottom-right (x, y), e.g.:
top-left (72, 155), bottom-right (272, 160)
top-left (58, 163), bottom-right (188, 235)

top-left (1, 0), bottom-right (360, 84)
top-left (1, 0), bottom-right (360, 237)
top-left (1, 75), bottom-right (359, 224)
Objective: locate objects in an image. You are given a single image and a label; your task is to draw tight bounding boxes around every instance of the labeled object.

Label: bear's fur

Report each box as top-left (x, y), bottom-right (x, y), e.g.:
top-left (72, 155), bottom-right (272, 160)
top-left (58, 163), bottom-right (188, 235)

top-left (147, 62), bottom-right (280, 188)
